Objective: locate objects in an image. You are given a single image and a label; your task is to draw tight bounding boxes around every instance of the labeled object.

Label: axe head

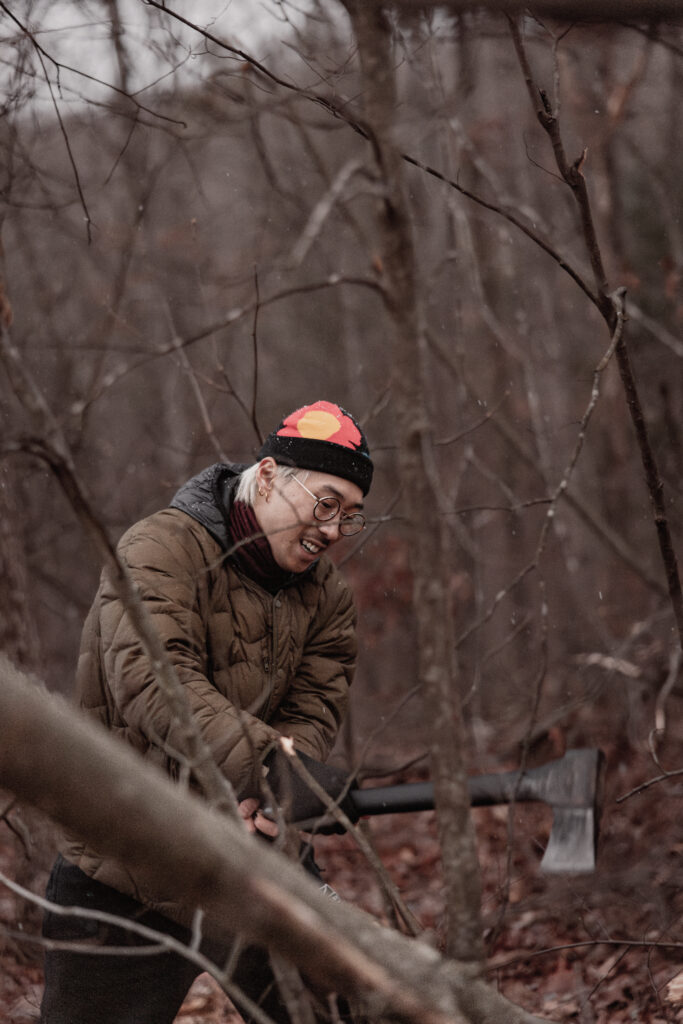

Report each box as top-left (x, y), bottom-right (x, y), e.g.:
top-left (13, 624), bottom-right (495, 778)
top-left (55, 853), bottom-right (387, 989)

top-left (538, 748), bottom-right (605, 874)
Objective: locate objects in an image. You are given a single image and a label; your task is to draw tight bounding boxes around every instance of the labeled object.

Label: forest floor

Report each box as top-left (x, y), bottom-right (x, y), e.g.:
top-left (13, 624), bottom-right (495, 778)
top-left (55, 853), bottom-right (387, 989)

top-left (2, 724), bottom-right (683, 1024)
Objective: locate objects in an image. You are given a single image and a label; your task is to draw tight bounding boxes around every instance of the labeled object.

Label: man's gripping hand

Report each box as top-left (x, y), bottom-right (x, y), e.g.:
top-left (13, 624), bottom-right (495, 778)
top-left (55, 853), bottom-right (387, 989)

top-left (239, 797), bottom-right (280, 838)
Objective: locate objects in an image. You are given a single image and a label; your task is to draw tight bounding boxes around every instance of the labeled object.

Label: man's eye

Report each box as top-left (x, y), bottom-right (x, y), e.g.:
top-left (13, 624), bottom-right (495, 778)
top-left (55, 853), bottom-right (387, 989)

top-left (318, 497), bottom-right (339, 514)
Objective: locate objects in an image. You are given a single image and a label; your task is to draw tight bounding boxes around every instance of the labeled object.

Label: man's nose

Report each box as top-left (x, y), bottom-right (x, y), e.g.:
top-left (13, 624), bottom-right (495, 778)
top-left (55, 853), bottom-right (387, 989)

top-left (319, 518), bottom-right (341, 542)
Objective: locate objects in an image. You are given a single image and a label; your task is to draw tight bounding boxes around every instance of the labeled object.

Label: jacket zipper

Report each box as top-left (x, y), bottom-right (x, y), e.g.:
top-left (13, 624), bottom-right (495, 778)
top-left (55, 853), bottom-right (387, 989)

top-left (261, 590), bottom-right (279, 722)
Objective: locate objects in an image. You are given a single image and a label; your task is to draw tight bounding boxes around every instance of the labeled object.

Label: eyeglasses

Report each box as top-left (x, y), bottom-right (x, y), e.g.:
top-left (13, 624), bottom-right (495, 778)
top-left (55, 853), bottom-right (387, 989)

top-left (291, 476), bottom-right (366, 536)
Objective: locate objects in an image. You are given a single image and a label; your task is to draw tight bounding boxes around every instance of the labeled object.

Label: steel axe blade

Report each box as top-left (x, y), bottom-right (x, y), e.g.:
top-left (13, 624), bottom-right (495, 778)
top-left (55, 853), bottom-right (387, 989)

top-left (536, 748), bottom-right (605, 874)
top-left (348, 748), bottom-right (605, 874)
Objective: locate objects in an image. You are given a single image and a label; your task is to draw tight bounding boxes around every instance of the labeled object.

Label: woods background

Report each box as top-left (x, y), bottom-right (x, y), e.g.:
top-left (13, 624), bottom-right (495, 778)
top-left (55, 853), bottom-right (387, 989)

top-left (1, 2), bottom-right (683, 1021)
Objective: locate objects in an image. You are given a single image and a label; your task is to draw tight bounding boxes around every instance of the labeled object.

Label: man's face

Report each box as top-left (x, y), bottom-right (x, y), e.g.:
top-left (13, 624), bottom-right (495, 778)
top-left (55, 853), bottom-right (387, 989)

top-left (254, 461), bottom-right (364, 574)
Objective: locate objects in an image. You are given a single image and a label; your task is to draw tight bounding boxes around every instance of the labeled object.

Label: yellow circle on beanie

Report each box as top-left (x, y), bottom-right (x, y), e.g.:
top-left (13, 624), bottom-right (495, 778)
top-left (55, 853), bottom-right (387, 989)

top-left (296, 409), bottom-right (341, 440)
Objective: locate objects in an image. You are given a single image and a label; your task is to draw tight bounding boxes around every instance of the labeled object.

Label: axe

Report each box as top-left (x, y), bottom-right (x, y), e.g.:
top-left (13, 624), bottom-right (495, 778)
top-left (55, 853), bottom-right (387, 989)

top-left (285, 748), bottom-right (604, 874)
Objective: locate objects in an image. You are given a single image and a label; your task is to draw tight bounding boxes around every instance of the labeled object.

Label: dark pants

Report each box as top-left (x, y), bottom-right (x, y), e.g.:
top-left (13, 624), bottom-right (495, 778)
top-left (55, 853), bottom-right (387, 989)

top-left (39, 855), bottom-right (290, 1024)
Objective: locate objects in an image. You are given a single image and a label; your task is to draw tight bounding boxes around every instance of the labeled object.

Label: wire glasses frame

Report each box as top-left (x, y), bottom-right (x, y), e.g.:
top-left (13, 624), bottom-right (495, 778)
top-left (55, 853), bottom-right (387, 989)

top-left (291, 475), bottom-right (366, 536)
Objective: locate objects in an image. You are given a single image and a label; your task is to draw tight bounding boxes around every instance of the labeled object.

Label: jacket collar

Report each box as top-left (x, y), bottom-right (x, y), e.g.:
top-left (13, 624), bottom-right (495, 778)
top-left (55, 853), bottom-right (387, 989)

top-left (169, 462), bottom-right (244, 551)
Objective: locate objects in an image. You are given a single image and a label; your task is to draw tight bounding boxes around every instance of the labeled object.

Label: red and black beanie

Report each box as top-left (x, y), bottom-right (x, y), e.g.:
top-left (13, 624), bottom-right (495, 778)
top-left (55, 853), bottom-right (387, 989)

top-left (258, 400), bottom-right (373, 496)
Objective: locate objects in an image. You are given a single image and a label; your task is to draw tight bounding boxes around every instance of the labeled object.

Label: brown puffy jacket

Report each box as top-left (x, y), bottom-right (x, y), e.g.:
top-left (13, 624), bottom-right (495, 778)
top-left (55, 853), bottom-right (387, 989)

top-left (61, 464), bottom-right (357, 908)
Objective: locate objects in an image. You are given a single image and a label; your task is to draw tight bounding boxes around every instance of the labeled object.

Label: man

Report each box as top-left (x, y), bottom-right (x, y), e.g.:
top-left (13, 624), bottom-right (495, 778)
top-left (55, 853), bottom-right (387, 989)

top-left (39, 399), bottom-right (373, 1024)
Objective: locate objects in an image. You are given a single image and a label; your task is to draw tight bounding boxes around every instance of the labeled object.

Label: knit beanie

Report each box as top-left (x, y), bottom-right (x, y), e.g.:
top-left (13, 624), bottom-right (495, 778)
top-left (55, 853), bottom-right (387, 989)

top-left (258, 400), bottom-right (373, 496)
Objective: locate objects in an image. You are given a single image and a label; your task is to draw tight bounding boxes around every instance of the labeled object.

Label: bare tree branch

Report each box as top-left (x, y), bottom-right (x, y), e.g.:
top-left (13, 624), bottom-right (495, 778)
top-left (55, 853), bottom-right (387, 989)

top-left (0, 657), bottom-right (555, 1024)
top-left (0, 323), bottom-right (240, 818)
top-left (143, 0), bottom-right (603, 311)
top-left (0, 2), bottom-right (186, 127)
top-left (507, 15), bottom-right (683, 652)
top-left (390, 0), bottom-right (683, 19)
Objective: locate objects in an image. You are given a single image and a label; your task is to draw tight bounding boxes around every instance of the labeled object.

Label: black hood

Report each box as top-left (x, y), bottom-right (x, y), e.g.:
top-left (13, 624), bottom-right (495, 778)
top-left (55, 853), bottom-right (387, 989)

top-left (169, 462), bottom-right (247, 551)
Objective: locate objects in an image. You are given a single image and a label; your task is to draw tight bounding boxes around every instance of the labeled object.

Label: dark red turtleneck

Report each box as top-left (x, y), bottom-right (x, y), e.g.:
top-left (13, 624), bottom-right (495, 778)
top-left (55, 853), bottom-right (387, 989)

top-left (228, 500), bottom-right (294, 593)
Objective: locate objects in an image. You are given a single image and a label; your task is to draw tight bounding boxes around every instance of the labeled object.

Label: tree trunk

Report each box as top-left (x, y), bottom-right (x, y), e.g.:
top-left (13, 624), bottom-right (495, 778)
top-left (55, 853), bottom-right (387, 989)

top-left (340, 0), bottom-right (484, 964)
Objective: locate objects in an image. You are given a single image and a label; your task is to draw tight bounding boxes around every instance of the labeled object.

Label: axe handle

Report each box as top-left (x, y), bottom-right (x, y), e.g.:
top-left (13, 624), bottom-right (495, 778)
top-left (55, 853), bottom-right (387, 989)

top-left (351, 769), bottom-right (540, 818)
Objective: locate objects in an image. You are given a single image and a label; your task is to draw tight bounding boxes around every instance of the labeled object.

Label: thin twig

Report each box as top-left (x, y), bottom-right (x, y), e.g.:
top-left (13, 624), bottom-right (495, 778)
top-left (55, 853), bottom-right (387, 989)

top-left (32, 46), bottom-right (92, 242)
top-left (616, 765), bottom-right (683, 803)
top-left (0, 870), bottom-right (275, 1024)
top-left (250, 267), bottom-right (263, 445)
top-left (488, 936), bottom-right (683, 974)
top-left (279, 740), bottom-right (423, 938)
top-left (169, 323), bottom-right (229, 463)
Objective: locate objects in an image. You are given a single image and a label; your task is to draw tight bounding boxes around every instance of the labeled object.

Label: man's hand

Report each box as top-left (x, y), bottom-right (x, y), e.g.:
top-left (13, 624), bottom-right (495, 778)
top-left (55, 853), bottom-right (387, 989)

top-left (238, 798), bottom-right (279, 838)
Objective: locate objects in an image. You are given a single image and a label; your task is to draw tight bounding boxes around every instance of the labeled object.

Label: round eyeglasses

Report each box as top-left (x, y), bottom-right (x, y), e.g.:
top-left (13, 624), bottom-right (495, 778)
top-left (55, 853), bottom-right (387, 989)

top-left (292, 476), bottom-right (366, 536)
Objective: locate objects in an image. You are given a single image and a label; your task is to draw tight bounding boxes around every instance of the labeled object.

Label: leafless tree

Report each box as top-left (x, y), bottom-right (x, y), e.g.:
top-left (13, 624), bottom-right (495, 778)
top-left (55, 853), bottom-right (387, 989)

top-left (2, 2), bottom-right (683, 1019)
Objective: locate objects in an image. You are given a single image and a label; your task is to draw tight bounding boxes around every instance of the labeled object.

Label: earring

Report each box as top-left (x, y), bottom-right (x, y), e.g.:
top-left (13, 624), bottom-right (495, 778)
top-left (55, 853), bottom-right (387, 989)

top-left (258, 489), bottom-right (265, 497)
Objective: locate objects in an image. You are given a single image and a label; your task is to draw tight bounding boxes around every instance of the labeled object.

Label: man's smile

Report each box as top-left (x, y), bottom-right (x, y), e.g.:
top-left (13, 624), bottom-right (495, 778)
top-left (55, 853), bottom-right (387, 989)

top-left (300, 535), bottom-right (325, 556)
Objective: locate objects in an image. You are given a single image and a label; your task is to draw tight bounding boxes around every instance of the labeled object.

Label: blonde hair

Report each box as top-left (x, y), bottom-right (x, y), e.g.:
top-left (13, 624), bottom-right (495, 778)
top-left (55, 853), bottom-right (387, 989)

top-left (234, 462), bottom-right (299, 506)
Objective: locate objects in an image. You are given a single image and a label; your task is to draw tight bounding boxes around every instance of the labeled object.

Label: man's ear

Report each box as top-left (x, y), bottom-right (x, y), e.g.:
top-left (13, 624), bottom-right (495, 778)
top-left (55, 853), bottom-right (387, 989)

top-left (256, 457), bottom-right (278, 492)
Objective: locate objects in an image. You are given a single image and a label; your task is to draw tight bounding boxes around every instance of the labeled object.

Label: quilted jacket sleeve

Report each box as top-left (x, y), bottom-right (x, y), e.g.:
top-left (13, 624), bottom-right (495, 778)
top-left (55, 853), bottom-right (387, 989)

top-left (268, 568), bottom-right (357, 761)
top-left (97, 510), bottom-right (278, 797)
